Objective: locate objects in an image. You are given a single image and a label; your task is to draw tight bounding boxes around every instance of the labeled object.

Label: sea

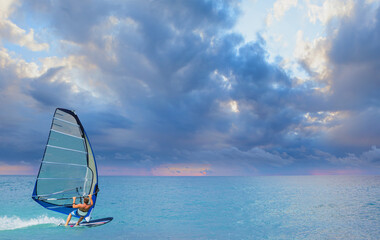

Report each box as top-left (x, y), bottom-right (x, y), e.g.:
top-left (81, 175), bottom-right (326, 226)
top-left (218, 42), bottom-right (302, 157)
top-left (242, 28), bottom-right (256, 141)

top-left (0, 175), bottom-right (379, 240)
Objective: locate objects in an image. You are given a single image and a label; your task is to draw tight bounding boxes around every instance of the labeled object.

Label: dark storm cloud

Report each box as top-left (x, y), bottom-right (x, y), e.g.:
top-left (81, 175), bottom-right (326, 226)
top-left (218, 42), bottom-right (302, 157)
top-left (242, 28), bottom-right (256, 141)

top-left (11, 0), bottom-right (307, 173)
top-left (330, 4), bottom-right (380, 66)
top-left (0, 50), bottom-right (48, 165)
top-left (22, 65), bottom-right (97, 112)
top-left (25, 66), bottom-right (67, 107)
top-left (315, 3), bottom-right (380, 160)
top-left (23, 0), bottom-right (115, 43)
top-left (2, 0), bottom-right (380, 174)
top-left (326, 3), bottom-right (380, 108)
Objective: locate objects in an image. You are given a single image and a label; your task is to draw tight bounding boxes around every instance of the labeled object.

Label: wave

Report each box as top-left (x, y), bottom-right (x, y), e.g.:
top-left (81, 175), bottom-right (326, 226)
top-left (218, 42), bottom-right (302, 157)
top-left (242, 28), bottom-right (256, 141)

top-left (0, 215), bottom-right (63, 231)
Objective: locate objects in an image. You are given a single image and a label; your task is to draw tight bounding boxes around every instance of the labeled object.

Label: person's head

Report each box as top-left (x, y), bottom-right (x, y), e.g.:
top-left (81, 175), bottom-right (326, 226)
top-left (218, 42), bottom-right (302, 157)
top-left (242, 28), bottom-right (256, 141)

top-left (84, 197), bottom-right (89, 204)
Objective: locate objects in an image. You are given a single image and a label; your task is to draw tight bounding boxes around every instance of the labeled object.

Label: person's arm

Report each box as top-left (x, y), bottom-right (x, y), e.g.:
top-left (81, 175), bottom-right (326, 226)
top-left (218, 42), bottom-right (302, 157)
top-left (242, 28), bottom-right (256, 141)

top-left (72, 197), bottom-right (79, 208)
top-left (88, 194), bottom-right (93, 207)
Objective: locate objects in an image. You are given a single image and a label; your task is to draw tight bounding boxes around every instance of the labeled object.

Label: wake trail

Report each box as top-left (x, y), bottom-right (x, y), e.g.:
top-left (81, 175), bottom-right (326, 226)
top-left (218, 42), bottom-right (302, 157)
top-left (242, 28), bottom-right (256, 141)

top-left (0, 215), bottom-right (63, 230)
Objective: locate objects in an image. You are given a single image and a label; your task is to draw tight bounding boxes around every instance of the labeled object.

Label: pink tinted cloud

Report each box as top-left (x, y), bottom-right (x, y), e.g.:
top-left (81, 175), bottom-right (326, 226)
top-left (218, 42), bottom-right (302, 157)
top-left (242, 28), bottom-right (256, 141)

top-left (99, 166), bottom-right (151, 176)
top-left (0, 164), bottom-right (34, 175)
top-left (151, 164), bottom-right (211, 176)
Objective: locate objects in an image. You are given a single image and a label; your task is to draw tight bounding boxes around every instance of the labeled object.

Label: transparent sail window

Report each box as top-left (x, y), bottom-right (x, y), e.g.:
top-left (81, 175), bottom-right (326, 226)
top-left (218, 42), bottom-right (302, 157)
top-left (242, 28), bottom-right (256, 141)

top-left (48, 130), bottom-right (86, 152)
top-left (52, 118), bottom-right (82, 138)
top-left (55, 109), bottom-right (78, 124)
top-left (44, 146), bottom-right (87, 165)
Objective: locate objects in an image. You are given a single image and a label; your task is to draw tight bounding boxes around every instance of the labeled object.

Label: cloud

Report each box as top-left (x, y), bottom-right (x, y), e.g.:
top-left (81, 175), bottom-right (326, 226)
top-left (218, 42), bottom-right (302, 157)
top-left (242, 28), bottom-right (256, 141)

top-left (327, 3), bottom-right (380, 110)
top-left (0, 1), bottom-right (317, 174)
top-left (26, 66), bottom-right (69, 107)
top-left (309, 168), bottom-right (364, 175)
top-left (266, 0), bottom-right (298, 26)
top-left (147, 147), bottom-right (294, 176)
top-left (23, 0), bottom-right (115, 44)
top-left (0, 40), bottom-right (103, 164)
top-left (0, 48), bottom-right (47, 157)
top-left (0, 0), bottom-right (19, 19)
top-left (1, 1), bottom-right (380, 175)
top-left (329, 3), bottom-right (380, 66)
top-left (307, 0), bottom-right (355, 25)
top-left (317, 146), bottom-right (380, 170)
top-left (0, 20), bottom-right (49, 51)
top-left (325, 109), bottom-right (380, 149)
top-left (0, 0), bottom-right (49, 51)
top-left (98, 166), bottom-right (151, 176)
top-left (0, 47), bottom-right (40, 81)
top-left (294, 2), bottom-right (380, 157)
top-left (188, 147), bottom-right (294, 167)
top-left (294, 30), bottom-right (330, 81)
top-left (22, 65), bottom-right (98, 110)
top-left (151, 163), bottom-right (211, 176)
top-left (0, 163), bottom-right (34, 175)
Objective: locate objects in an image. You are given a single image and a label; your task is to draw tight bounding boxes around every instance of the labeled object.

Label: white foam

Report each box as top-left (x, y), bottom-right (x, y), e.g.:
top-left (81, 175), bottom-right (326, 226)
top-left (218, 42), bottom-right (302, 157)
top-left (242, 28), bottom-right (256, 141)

top-left (0, 215), bottom-right (63, 231)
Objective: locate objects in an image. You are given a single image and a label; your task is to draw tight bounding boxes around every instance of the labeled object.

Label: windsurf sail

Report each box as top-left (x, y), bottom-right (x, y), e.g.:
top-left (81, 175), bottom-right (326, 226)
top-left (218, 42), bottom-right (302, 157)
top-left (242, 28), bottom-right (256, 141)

top-left (32, 108), bottom-right (98, 220)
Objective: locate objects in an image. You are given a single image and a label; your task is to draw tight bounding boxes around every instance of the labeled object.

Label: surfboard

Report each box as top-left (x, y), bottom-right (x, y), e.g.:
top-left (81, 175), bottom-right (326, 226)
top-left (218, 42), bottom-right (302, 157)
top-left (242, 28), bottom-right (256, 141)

top-left (63, 217), bottom-right (113, 227)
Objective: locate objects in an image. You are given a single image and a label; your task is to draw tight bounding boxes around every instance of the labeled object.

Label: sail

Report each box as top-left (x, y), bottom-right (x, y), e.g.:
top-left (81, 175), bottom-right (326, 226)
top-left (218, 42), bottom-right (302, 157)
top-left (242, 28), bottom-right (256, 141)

top-left (32, 108), bottom-right (98, 216)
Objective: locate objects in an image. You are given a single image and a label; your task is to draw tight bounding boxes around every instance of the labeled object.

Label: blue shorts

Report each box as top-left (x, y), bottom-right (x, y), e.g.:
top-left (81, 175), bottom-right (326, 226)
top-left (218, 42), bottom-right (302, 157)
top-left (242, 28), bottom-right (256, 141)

top-left (70, 209), bottom-right (90, 218)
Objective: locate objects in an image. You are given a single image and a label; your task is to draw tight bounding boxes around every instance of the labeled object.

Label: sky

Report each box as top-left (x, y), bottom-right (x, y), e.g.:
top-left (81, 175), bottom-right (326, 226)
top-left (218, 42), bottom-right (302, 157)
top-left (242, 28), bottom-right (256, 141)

top-left (1, 0), bottom-right (380, 176)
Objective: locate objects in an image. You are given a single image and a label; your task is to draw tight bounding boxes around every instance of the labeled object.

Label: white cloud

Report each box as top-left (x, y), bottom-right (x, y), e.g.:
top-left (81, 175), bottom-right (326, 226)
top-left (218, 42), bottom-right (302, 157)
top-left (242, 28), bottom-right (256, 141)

top-left (0, 0), bottom-right (19, 19)
top-left (218, 99), bottom-right (240, 113)
top-left (229, 100), bottom-right (240, 113)
top-left (0, 47), bottom-right (40, 78)
top-left (0, 19), bottom-right (49, 51)
top-left (304, 111), bottom-right (345, 125)
top-left (266, 0), bottom-right (298, 26)
top-left (365, 0), bottom-right (380, 4)
top-left (294, 30), bottom-right (331, 84)
top-left (0, 0), bottom-right (49, 51)
top-left (0, 44), bottom-right (112, 112)
top-left (307, 0), bottom-right (354, 25)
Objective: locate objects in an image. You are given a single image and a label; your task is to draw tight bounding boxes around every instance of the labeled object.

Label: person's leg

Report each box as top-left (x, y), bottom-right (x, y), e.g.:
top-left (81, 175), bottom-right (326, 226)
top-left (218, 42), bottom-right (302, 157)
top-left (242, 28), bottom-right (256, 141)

top-left (65, 213), bottom-right (72, 226)
top-left (75, 217), bottom-right (84, 226)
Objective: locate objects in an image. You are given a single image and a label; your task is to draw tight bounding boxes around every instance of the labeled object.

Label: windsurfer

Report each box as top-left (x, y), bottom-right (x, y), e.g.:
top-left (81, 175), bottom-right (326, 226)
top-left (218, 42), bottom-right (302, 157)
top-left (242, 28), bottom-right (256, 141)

top-left (65, 194), bottom-right (93, 226)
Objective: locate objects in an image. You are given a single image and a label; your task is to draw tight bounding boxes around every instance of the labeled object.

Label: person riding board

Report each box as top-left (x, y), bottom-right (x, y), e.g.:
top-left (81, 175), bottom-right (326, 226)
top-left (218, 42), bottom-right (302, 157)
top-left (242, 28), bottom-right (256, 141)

top-left (65, 194), bottom-right (93, 226)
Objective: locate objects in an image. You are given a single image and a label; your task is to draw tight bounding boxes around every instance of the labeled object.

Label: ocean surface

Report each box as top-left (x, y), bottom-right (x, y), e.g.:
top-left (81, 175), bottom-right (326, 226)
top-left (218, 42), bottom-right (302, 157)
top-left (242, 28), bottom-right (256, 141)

top-left (0, 175), bottom-right (379, 240)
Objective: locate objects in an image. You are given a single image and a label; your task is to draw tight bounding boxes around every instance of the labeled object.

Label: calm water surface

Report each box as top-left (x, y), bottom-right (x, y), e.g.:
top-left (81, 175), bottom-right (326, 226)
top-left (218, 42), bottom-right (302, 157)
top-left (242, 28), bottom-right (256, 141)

top-left (0, 175), bottom-right (379, 239)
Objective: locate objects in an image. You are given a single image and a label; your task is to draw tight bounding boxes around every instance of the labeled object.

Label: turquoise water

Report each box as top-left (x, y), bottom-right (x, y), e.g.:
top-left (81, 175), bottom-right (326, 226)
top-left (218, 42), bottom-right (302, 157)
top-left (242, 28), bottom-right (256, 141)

top-left (1, 175), bottom-right (379, 239)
